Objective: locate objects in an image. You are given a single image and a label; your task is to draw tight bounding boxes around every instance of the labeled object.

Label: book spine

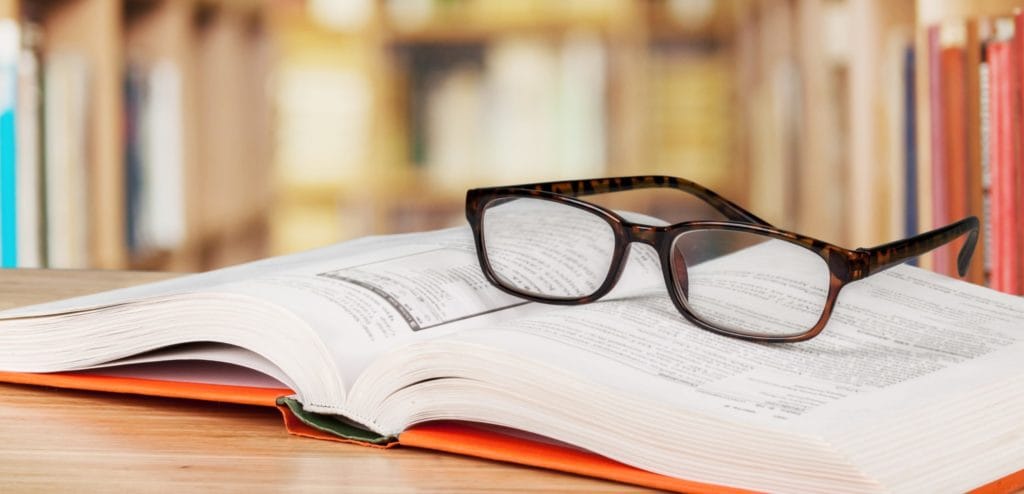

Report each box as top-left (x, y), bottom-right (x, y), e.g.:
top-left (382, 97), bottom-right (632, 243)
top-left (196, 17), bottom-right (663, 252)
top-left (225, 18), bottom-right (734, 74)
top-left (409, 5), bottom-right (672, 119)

top-left (988, 42), bottom-right (1001, 292)
top-left (0, 19), bottom-right (16, 268)
top-left (142, 60), bottom-right (186, 251)
top-left (43, 56), bottom-right (66, 268)
top-left (928, 26), bottom-right (949, 275)
top-left (124, 65), bottom-right (142, 255)
top-left (994, 40), bottom-right (1008, 293)
top-left (15, 24), bottom-right (41, 268)
top-left (1011, 13), bottom-right (1024, 294)
top-left (964, 19), bottom-right (986, 285)
top-left (904, 47), bottom-right (918, 242)
top-left (44, 54), bottom-right (90, 269)
top-left (1018, 13), bottom-right (1024, 294)
top-left (1000, 35), bottom-right (1016, 293)
top-left (941, 45), bottom-right (968, 277)
top-left (980, 56), bottom-right (993, 284)
top-left (989, 40), bottom-right (1016, 294)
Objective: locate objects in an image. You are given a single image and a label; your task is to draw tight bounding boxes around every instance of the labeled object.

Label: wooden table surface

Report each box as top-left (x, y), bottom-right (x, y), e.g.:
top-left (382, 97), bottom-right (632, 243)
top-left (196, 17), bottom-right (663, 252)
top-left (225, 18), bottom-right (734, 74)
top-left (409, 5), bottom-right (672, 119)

top-left (0, 269), bottom-right (656, 492)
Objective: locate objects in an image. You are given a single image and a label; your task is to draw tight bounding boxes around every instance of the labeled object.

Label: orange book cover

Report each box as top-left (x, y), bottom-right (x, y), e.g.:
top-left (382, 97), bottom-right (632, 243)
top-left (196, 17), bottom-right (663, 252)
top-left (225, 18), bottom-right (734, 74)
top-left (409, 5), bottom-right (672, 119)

top-left (2, 370), bottom-right (1023, 493)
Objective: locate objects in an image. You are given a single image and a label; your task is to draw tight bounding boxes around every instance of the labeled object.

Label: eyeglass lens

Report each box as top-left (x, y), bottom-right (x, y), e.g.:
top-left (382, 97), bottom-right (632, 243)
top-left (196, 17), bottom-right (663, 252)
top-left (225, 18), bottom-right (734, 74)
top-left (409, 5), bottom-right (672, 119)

top-left (480, 196), bottom-right (833, 338)
top-left (481, 197), bottom-right (616, 299)
top-left (670, 230), bottom-right (831, 338)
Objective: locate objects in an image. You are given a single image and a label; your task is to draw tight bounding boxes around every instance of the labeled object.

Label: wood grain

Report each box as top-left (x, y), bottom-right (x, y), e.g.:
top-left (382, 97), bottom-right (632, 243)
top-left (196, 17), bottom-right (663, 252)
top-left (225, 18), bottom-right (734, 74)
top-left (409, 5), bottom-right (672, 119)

top-left (0, 269), bottom-right (654, 492)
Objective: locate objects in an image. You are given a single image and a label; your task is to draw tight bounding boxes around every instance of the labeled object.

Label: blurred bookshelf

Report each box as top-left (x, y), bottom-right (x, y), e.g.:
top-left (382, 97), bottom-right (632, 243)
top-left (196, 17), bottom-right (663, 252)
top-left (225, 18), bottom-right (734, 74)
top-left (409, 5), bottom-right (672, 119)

top-left (912, 0), bottom-right (1024, 293)
top-left (0, 0), bottom-right (1020, 296)
top-left (269, 0), bottom-right (911, 253)
top-left (0, 0), bottom-right (270, 271)
top-left (270, 0), bottom-right (1024, 295)
top-left (270, 0), bottom-right (745, 256)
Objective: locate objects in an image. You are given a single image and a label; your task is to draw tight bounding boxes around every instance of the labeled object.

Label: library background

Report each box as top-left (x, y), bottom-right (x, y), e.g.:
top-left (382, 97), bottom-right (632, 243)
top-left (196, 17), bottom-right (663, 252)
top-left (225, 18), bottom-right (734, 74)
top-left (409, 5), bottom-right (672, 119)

top-left (0, 0), bottom-right (1019, 295)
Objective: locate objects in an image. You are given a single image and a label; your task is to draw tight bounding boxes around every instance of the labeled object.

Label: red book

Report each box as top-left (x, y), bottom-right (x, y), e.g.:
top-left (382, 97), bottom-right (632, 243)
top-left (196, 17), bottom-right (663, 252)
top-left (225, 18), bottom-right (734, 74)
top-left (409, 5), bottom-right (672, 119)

top-left (941, 46), bottom-right (969, 277)
top-left (989, 41), bottom-right (1004, 292)
top-left (964, 19), bottom-right (987, 286)
top-left (1017, 13), bottom-right (1024, 293)
top-left (988, 40), bottom-right (1018, 294)
top-left (928, 27), bottom-right (951, 275)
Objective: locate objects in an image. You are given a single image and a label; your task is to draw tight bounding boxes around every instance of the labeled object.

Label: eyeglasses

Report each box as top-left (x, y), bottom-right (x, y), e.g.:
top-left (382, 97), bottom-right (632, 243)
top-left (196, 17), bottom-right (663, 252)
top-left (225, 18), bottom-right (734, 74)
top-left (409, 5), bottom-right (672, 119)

top-left (465, 176), bottom-right (979, 342)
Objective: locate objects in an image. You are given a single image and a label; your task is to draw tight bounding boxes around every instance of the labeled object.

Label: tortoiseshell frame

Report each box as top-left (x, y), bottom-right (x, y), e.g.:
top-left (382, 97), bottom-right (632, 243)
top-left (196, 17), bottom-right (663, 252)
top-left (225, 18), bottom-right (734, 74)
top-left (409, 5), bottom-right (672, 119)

top-left (466, 176), bottom-right (980, 343)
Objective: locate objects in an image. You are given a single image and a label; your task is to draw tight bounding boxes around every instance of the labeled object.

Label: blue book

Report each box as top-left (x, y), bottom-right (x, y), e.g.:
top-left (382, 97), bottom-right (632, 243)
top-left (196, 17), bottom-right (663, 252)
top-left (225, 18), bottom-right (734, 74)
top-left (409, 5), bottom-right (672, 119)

top-left (0, 20), bottom-right (18, 268)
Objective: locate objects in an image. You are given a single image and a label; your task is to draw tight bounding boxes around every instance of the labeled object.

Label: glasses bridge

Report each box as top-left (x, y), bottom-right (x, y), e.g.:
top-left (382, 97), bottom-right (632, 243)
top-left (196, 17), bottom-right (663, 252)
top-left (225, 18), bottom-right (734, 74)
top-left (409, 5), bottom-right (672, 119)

top-left (626, 224), bottom-right (663, 245)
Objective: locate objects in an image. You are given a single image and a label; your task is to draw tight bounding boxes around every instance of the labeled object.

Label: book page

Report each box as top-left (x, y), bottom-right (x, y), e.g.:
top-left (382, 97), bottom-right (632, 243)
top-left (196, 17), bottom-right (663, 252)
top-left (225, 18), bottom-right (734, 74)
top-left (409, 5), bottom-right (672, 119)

top-left (0, 233), bottom-right (415, 317)
top-left (205, 226), bottom-right (663, 384)
top-left (447, 249), bottom-right (1024, 434)
top-left (90, 342), bottom-right (295, 389)
top-left (0, 220), bottom-right (663, 394)
top-left (87, 359), bottom-right (289, 390)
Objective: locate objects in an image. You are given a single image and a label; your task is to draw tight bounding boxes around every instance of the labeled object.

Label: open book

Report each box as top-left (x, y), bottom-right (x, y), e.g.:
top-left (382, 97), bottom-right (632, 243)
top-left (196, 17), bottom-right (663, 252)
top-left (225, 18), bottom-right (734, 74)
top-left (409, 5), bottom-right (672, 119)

top-left (1, 225), bottom-right (1023, 493)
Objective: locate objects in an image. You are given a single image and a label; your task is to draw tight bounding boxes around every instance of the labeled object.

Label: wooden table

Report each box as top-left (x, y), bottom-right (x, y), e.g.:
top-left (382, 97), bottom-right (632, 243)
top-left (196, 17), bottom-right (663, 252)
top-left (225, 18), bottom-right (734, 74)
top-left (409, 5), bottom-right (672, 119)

top-left (0, 269), bottom-right (654, 492)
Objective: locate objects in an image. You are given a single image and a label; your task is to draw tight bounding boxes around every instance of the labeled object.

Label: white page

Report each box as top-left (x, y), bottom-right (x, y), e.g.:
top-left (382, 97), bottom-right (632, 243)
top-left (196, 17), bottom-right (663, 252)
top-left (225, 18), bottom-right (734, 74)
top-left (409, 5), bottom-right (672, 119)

top-left (89, 342), bottom-right (295, 389)
top-left (87, 359), bottom-right (289, 390)
top-left (0, 221), bottom-right (661, 391)
top-left (206, 226), bottom-right (664, 384)
top-left (0, 231), bottom-right (438, 317)
top-left (446, 252), bottom-right (1024, 434)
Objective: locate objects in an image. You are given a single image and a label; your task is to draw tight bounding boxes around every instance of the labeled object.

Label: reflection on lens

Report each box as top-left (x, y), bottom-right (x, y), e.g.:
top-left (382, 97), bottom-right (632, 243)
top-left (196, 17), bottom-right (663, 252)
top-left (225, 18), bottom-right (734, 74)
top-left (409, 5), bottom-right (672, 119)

top-left (481, 197), bottom-right (616, 299)
top-left (669, 229), bottom-right (830, 338)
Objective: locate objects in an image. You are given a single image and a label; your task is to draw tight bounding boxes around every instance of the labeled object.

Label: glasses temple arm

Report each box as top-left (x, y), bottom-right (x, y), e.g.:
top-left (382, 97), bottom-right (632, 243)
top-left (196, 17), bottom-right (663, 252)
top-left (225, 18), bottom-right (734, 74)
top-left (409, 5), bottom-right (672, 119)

top-left (671, 187), bottom-right (772, 226)
top-left (518, 176), bottom-right (774, 226)
top-left (859, 216), bottom-right (980, 278)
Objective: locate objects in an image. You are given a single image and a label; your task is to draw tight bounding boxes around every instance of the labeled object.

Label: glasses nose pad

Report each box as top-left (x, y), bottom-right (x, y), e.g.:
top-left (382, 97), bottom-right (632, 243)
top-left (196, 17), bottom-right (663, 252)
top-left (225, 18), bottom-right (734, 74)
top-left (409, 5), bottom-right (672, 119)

top-left (670, 245), bottom-right (689, 300)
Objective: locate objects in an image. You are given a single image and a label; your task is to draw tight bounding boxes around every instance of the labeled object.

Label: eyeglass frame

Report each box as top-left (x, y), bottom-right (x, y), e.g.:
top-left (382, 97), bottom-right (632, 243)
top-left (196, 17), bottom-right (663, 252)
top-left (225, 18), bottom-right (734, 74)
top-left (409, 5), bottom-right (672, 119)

top-left (465, 175), bottom-right (980, 343)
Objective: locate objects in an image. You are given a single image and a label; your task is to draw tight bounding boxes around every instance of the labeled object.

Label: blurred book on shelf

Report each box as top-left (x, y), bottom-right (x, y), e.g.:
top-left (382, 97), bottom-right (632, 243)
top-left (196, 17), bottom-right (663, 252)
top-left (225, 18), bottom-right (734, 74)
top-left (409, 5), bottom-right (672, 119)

top-left (124, 59), bottom-right (187, 258)
top-left (43, 51), bottom-right (90, 269)
top-left (0, 12), bottom-right (18, 268)
top-left (14, 20), bottom-right (41, 268)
